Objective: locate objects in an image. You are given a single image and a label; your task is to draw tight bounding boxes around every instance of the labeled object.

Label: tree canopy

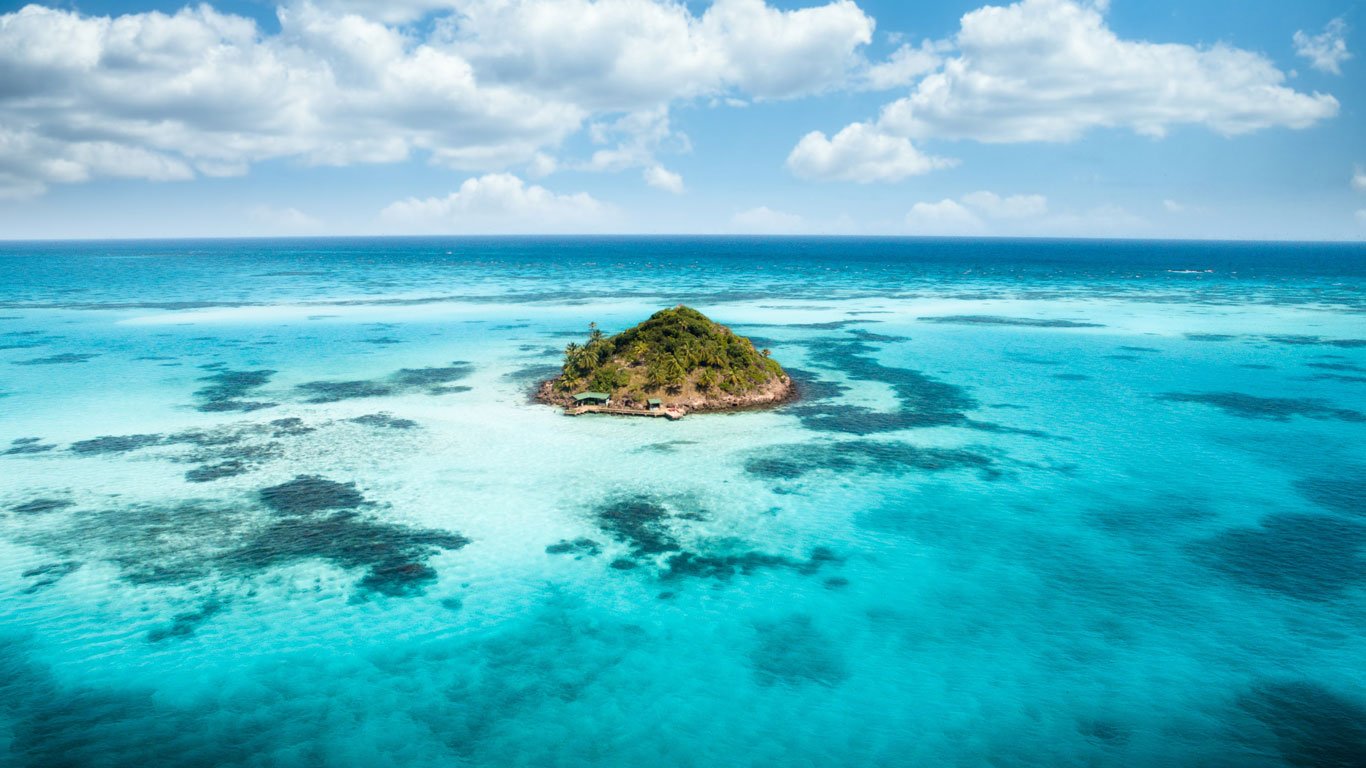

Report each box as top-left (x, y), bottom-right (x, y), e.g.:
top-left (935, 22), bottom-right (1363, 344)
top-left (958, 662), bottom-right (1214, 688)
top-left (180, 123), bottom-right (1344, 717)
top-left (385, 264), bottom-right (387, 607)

top-left (553, 306), bottom-right (785, 401)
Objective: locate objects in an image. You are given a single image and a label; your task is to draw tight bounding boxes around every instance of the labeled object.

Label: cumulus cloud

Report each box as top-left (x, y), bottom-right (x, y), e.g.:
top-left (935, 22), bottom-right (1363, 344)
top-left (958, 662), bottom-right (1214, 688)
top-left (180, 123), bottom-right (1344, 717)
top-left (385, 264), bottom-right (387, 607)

top-left (526, 152), bottom-right (558, 178)
top-left (881, 0), bottom-right (1339, 142)
top-left (0, 3), bottom-right (580, 195)
top-left (904, 190), bottom-right (1048, 233)
top-left (960, 190), bottom-right (1047, 218)
top-left (446, 0), bottom-right (874, 108)
top-left (379, 173), bottom-right (614, 233)
top-left (906, 194), bottom-right (1150, 237)
top-left (574, 107), bottom-right (691, 180)
top-left (862, 40), bottom-right (945, 90)
top-left (1353, 167), bottom-right (1366, 192)
top-left (643, 165), bottom-right (685, 194)
top-left (786, 122), bottom-right (955, 183)
top-left (0, 127), bottom-right (194, 198)
top-left (905, 199), bottom-right (983, 234)
top-left (792, 0), bottom-right (1340, 181)
top-left (1294, 18), bottom-right (1352, 75)
top-left (0, 0), bottom-right (875, 197)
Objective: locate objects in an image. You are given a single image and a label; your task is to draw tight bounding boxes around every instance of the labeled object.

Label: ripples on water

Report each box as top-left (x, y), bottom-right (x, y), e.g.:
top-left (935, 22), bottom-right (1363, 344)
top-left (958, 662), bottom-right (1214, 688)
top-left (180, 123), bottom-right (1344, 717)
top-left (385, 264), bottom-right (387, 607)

top-left (1, 238), bottom-right (1363, 766)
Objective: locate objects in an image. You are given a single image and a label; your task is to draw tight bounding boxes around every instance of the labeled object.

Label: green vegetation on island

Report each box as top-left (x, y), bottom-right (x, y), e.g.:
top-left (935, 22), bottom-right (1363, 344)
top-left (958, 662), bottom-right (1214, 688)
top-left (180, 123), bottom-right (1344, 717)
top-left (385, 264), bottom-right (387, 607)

top-left (537, 305), bottom-right (792, 412)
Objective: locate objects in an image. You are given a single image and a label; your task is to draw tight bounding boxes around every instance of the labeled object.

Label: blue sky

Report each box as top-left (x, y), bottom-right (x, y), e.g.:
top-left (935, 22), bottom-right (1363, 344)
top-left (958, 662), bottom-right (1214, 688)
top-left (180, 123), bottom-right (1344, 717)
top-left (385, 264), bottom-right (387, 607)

top-left (0, 0), bottom-right (1362, 239)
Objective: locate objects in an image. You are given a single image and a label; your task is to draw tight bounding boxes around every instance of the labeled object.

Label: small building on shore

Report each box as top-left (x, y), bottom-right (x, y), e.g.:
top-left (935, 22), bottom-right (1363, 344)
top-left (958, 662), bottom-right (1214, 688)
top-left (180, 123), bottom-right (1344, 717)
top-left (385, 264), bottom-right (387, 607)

top-left (647, 398), bottom-right (663, 411)
top-left (573, 391), bottom-right (611, 406)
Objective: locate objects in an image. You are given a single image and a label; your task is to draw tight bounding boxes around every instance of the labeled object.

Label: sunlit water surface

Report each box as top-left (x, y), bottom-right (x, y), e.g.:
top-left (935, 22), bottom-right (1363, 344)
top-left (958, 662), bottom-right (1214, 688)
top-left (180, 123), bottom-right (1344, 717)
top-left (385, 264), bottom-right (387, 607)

top-left (1, 238), bottom-right (1363, 767)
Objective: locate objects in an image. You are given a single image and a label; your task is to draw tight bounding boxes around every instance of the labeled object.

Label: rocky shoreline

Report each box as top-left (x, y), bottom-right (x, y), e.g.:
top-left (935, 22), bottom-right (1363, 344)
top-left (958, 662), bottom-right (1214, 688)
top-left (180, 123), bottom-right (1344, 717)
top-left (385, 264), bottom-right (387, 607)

top-left (535, 373), bottom-right (796, 415)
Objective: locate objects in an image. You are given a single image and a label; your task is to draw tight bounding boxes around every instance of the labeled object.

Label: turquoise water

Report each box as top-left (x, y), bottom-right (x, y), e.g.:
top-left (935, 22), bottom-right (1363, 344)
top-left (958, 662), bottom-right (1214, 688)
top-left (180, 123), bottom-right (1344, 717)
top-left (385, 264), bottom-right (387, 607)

top-left (1, 237), bottom-right (1363, 767)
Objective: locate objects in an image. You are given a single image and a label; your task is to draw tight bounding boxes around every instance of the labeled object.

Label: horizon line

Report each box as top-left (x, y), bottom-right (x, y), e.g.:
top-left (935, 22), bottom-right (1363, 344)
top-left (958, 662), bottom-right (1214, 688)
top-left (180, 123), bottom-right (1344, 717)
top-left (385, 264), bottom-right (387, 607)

top-left (3, 233), bottom-right (1364, 247)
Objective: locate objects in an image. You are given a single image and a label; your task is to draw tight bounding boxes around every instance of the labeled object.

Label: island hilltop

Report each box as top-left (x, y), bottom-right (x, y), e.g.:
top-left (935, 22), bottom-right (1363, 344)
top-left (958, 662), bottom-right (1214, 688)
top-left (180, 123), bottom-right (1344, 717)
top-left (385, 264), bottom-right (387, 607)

top-left (536, 305), bottom-right (794, 417)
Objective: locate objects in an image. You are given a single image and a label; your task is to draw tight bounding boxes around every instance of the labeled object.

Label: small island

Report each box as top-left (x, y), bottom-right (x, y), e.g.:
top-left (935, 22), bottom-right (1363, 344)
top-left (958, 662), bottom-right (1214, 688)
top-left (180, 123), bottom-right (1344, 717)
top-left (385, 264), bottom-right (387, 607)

top-left (536, 305), bottom-right (794, 418)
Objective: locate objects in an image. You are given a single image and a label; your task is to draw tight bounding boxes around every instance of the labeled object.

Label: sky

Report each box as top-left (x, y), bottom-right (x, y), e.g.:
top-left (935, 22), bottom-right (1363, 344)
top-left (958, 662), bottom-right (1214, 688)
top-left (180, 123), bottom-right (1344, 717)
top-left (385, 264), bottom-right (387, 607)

top-left (0, 0), bottom-right (1362, 240)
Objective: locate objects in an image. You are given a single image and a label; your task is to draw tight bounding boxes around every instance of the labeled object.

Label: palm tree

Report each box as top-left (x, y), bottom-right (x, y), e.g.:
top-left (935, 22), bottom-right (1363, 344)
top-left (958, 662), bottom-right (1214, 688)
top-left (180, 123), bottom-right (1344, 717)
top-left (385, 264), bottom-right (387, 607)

top-left (646, 360), bottom-right (669, 389)
top-left (697, 368), bottom-right (719, 391)
top-left (662, 357), bottom-right (686, 392)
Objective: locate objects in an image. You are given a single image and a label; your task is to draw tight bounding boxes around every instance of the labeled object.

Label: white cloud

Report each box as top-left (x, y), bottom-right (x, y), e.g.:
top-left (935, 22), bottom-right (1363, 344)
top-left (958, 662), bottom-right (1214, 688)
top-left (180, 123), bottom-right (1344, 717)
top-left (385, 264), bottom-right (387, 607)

top-left (0, 125), bottom-right (197, 198)
top-left (0, 0), bottom-right (875, 197)
top-left (904, 190), bottom-right (1048, 234)
top-left (697, 0), bottom-right (875, 99)
top-left (731, 206), bottom-right (807, 234)
top-left (440, 0), bottom-right (873, 107)
top-left (870, 0), bottom-right (1338, 144)
top-left (1294, 18), bottom-right (1351, 75)
top-left (379, 173), bottom-right (614, 233)
top-left (960, 190), bottom-right (1047, 218)
top-left (643, 165), bottom-right (685, 194)
top-left (526, 152), bottom-right (558, 178)
top-left (907, 195), bottom-right (1150, 237)
top-left (788, 0), bottom-right (1337, 185)
top-left (863, 40), bottom-right (945, 90)
top-left (1163, 199), bottom-right (1184, 213)
top-left (1353, 167), bottom-right (1366, 192)
top-left (1355, 209), bottom-right (1366, 226)
top-left (905, 199), bottom-right (983, 235)
top-left (0, 4), bottom-right (581, 194)
top-left (786, 122), bottom-right (955, 183)
top-left (574, 107), bottom-right (690, 178)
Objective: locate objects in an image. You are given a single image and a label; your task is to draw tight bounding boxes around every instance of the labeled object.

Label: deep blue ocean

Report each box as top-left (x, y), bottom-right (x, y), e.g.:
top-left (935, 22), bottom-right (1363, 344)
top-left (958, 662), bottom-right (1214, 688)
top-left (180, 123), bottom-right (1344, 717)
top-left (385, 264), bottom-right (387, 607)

top-left (1, 237), bottom-right (1363, 767)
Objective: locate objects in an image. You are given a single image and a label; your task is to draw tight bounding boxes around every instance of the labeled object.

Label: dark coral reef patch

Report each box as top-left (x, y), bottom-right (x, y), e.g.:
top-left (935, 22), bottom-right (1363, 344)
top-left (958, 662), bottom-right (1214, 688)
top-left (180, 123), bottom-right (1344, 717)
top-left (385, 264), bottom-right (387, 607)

top-left (919, 315), bottom-right (1103, 328)
top-left (1156, 392), bottom-right (1365, 422)
top-left (349, 413), bottom-right (420, 430)
top-left (584, 494), bottom-right (839, 583)
top-left (21, 560), bottom-right (81, 593)
top-left (545, 538), bottom-right (602, 558)
top-left (14, 475), bottom-right (468, 601)
top-left (1192, 513), bottom-right (1365, 601)
top-left (744, 439), bottom-right (994, 481)
top-left (296, 380), bottom-right (394, 403)
top-left (185, 461), bottom-right (251, 483)
top-left (194, 369), bottom-right (277, 412)
top-left (11, 498), bottom-right (75, 515)
top-left (146, 599), bottom-right (225, 643)
top-left (259, 475), bottom-right (367, 515)
top-left (1264, 335), bottom-right (1366, 348)
top-left (4, 437), bottom-right (57, 455)
top-left (228, 507), bottom-right (468, 597)
top-left (786, 335), bottom-right (975, 434)
top-left (1294, 472), bottom-right (1364, 517)
top-left (69, 434), bottom-right (166, 455)
top-left (295, 361), bottom-right (475, 402)
top-left (12, 352), bottom-right (99, 365)
top-left (1239, 680), bottom-right (1366, 767)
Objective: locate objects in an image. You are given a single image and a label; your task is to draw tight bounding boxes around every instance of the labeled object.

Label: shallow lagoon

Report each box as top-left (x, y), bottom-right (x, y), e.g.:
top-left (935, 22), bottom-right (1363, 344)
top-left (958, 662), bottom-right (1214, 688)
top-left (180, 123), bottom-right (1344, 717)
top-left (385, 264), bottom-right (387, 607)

top-left (1, 238), bottom-right (1364, 767)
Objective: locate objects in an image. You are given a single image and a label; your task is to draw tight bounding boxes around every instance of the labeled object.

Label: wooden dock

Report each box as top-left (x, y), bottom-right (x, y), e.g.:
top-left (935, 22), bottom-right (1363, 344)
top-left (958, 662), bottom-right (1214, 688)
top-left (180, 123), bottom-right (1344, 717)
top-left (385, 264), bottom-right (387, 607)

top-left (566, 405), bottom-right (685, 420)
